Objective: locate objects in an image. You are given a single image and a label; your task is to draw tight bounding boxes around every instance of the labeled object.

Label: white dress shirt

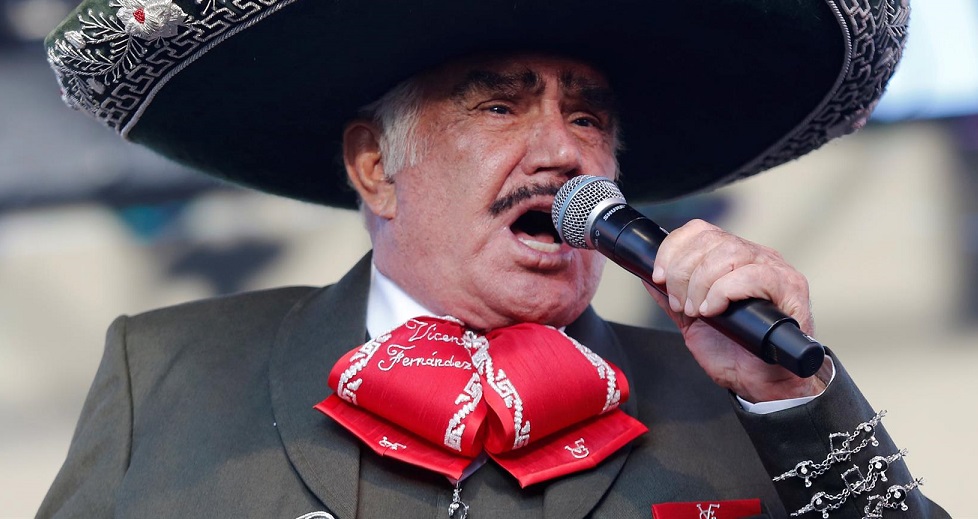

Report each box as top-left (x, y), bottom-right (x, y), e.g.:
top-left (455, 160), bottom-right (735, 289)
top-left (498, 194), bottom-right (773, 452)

top-left (365, 263), bottom-right (832, 416)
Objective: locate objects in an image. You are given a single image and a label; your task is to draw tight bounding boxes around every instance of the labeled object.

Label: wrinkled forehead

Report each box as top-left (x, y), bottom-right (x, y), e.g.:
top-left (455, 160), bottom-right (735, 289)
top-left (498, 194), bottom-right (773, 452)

top-left (418, 53), bottom-right (616, 105)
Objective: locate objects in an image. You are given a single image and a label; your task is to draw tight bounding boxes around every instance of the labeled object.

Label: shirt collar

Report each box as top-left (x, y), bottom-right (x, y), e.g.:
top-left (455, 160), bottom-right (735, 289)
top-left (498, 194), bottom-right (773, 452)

top-left (367, 263), bottom-right (437, 339)
top-left (367, 262), bottom-right (566, 336)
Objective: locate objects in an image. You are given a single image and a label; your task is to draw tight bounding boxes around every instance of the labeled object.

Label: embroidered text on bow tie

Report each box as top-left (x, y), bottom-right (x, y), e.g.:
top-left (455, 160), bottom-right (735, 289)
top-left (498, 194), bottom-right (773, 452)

top-left (315, 316), bottom-right (647, 487)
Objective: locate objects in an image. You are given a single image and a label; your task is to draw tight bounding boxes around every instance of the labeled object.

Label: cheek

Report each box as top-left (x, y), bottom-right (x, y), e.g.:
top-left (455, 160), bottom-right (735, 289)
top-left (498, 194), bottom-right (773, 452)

top-left (451, 126), bottom-right (527, 181)
top-left (591, 150), bottom-right (618, 178)
top-left (575, 253), bottom-right (607, 291)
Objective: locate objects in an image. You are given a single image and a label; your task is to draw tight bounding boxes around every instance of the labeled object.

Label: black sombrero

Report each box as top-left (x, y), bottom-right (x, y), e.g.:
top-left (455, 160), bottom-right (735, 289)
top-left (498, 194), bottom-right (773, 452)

top-left (46, 0), bottom-right (909, 208)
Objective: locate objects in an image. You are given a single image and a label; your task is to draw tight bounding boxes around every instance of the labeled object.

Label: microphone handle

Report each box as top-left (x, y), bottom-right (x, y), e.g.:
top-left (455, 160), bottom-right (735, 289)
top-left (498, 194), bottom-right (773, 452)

top-left (590, 204), bottom-right (825, 378)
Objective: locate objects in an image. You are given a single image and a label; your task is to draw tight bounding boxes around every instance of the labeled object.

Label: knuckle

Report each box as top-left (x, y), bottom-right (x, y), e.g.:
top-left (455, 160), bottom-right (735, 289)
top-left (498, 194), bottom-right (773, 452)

top-left (789, 271), bottom-right (811, 297)
top-left (669, 265), bottom-right (693, 287)
top-left (686, 218), bottom-right (720, 234)
top-left (760, 245), bottom-right (786, 264)
top-left (715, 239), bottom-right (752, 264)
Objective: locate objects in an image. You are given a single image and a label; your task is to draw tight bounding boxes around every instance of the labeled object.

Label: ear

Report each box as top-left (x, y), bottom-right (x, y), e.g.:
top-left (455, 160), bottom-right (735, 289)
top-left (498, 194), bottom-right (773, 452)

top-left (343, 120), bottom-right (397, 219)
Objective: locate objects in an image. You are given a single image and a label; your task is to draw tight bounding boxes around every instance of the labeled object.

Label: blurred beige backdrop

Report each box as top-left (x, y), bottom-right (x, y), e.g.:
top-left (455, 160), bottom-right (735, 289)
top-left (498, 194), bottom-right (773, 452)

top-left (2, 120), bottom-right (976, 517)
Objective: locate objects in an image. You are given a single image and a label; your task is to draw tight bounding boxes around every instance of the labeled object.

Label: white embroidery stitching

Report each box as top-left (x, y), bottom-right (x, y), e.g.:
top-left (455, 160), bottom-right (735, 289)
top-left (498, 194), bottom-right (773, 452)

top-left (564, 438), bottom-right (590, 459)
top-left (465, 331), bottom-right (531, 449)
top-left (379, 436), bottom-right (407, 451)
top-left (335, 333), bottom-right (389, 405)
top-left (443, 373), bottom-right (483, 452)
top-left (697, 504), bottom-right (720, 519)
top-left (565, 334), bottom-right (621, 413)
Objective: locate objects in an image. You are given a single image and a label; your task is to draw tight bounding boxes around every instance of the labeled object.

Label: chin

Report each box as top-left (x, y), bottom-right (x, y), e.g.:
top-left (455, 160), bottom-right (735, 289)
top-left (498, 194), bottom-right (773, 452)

top-left (503, 286), bottom-right (593, 327)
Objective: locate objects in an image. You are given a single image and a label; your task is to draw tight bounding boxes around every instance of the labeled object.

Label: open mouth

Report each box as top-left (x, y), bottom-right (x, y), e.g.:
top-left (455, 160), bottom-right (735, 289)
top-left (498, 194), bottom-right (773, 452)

top-left (510, 210), bottom-right (563, 253)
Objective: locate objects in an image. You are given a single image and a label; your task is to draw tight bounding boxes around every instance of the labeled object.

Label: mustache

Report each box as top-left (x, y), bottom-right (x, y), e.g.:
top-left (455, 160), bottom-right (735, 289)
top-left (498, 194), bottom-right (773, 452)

top-left (488, 182), bottom-right (563, 217)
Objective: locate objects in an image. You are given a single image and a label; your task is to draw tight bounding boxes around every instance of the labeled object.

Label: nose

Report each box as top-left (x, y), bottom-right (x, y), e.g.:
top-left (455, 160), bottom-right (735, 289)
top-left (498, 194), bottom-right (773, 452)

top-left (522, 109), bottom-right (583, 178)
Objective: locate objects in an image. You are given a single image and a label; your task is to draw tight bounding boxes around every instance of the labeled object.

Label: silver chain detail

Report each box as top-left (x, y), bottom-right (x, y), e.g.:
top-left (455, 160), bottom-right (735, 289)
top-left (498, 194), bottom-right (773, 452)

top-left (863, 479), bottom-right (924, 519)
top-left (448, 481), bottom-right (469, 519)
top-left (775, 410), bottom-right (886, 487)
top-left (789, 449), bottom-right (910, 518)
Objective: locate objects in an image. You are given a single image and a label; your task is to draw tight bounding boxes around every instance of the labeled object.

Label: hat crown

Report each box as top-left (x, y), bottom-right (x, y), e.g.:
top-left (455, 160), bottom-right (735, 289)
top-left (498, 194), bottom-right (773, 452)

top-left (46, 0), bottom-right (910, 206)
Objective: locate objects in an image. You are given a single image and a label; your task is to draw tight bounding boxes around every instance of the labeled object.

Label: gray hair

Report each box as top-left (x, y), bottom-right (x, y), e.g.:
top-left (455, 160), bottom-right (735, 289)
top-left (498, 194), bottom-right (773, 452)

top-left (357, 74), bottom-right (624, 182)
top-left (357, 78), bottom-right (428, 179)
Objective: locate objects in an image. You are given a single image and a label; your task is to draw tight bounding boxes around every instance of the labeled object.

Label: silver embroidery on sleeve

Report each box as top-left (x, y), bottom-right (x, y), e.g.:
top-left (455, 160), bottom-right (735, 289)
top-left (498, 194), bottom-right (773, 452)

top-left (775, 410), bottom-right (886, 487)
top-left (863, 479), bottom-right (924, 518)
top-left (775, 410), bottom-right (924, 518)
top-left (789, 451), bottom-right (914, 518)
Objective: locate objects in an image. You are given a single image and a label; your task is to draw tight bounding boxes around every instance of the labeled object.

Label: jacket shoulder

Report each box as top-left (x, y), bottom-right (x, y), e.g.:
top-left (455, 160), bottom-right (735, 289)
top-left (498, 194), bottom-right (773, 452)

top-left (116, 286), bottom-right (325, 375)
top-left (126, 285), bottom-right (320, 334)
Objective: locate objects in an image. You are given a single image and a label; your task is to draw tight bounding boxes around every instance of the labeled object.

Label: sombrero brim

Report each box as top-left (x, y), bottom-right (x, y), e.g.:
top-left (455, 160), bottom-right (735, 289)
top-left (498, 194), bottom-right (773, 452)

top-left (46, 0), bottom-right (908, 208)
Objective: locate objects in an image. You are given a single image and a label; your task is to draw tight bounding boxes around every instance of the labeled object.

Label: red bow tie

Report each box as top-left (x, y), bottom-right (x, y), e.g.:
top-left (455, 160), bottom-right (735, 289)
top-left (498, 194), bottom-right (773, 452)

top-left (315, 316), bottom-right (647, 487)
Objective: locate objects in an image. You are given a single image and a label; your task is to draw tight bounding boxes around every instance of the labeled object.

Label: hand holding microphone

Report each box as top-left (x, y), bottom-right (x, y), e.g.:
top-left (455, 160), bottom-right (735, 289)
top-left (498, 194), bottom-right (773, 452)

top-left (552, 175), bottom-right (825, 386)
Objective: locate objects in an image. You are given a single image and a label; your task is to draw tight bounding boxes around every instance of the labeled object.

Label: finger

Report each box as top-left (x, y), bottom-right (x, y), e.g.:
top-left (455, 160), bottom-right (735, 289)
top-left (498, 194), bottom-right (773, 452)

top-left (684, 235), bottom-right (761, 317)
top-left (653, 219), bottom-right (717, 313)
top-left (699, 264), bottom-right (814, 334)
top-left (652, 219), bottom-right (717, 283)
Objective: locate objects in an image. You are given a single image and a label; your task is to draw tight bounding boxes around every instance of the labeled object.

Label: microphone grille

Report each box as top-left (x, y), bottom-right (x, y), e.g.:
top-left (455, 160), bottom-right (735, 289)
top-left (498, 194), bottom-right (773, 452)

top-left (552, 175), bottom-right (625, 249)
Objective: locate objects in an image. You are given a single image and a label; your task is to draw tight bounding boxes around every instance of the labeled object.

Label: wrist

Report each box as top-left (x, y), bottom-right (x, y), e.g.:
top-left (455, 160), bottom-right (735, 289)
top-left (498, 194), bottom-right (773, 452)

top-left (738, 357), bottom-right (833, 404)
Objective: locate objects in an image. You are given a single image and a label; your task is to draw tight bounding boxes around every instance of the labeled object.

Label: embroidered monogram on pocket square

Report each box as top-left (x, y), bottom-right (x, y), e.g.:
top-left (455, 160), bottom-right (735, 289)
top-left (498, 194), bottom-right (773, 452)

top-left (651, 499), bottom-right (761, 519)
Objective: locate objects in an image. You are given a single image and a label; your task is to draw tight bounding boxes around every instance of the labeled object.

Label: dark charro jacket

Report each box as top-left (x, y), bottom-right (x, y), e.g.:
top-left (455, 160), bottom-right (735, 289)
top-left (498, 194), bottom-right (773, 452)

top-left (38, 254), bottom-right (947, 518)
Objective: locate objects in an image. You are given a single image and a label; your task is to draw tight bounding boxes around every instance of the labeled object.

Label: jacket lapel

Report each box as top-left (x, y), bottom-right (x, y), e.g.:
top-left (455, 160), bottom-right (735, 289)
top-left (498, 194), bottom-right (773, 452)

top-left (269, 253), bottom-right (373, 519)
top-left (542, 306), bottom-right (640, 519)
top-left (269, 255), bottom-right (642, 519)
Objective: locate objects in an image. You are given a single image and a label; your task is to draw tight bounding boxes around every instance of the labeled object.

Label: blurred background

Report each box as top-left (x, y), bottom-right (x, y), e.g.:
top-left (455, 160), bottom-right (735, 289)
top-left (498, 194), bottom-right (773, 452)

top-left (2, 0), bottom-right (977, 516)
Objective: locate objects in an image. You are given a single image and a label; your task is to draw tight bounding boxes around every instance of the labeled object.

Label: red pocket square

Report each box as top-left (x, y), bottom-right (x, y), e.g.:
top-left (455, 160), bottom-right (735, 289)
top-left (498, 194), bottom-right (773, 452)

top-left (652, 499), bottom-right (761, 519)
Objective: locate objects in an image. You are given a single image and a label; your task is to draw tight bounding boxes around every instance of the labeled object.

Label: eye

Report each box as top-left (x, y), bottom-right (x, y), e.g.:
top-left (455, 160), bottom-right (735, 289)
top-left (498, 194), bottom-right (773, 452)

top-left (487, 104), bottom-right (512, 115)
top-left (571, 115), bottom-right (602, 129)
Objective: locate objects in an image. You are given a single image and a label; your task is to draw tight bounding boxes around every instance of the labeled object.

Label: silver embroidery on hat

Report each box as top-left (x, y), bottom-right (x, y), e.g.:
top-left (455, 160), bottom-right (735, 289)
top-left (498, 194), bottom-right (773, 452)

top-left (48, 0), bottom-right (910, 164)
top-left (47, 0), bottom-right (300, 136)
top-left (731, 0), bottom-right (910, 183)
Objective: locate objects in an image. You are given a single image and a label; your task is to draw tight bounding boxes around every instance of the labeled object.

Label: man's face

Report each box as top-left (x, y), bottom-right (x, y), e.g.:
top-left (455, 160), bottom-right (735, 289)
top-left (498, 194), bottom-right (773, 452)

top-left (359, 55), bottom-right (620, 330)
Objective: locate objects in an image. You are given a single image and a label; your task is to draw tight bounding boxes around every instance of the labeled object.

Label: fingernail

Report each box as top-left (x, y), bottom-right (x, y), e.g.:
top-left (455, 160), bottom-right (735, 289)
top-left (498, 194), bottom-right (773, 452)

top-left (684, 298), bottom-right (695, 316)
top-left (669, 295), bottom-right (681, 312)
top-left (652, 266), bottom-right (664, 282)
top-left (699, 301), bottom-right (709, 314)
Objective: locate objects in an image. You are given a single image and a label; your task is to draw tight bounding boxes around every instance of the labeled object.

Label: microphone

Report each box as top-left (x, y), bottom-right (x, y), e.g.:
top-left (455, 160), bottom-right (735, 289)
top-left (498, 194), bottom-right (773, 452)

top-left (552, 175), bottom-right (825, 378)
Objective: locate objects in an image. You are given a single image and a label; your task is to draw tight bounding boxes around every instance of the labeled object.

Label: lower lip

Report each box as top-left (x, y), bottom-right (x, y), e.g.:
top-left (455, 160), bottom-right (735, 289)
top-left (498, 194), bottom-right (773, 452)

top-left (517, 237), bottom-right (562, 253)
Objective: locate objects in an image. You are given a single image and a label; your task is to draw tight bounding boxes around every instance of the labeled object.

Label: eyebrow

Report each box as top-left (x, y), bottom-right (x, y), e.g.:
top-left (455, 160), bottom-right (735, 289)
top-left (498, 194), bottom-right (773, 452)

top-left (450, 69), bottom-right (543, 100)
top-left (559, 71), bottom-right (619, 116)
top-left (449, 68), bottom-right (618, 115)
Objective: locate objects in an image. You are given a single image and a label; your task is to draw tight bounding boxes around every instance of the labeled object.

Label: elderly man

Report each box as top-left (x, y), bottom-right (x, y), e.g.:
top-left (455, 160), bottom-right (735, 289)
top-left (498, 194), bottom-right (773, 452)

top-left (41, 0), bottom-right (946, 517)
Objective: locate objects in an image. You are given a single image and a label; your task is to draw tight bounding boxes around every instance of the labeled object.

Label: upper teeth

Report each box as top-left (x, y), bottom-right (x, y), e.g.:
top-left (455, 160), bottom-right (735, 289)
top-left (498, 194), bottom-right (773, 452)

top-left (518, 238), bottom-right (560, 253)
